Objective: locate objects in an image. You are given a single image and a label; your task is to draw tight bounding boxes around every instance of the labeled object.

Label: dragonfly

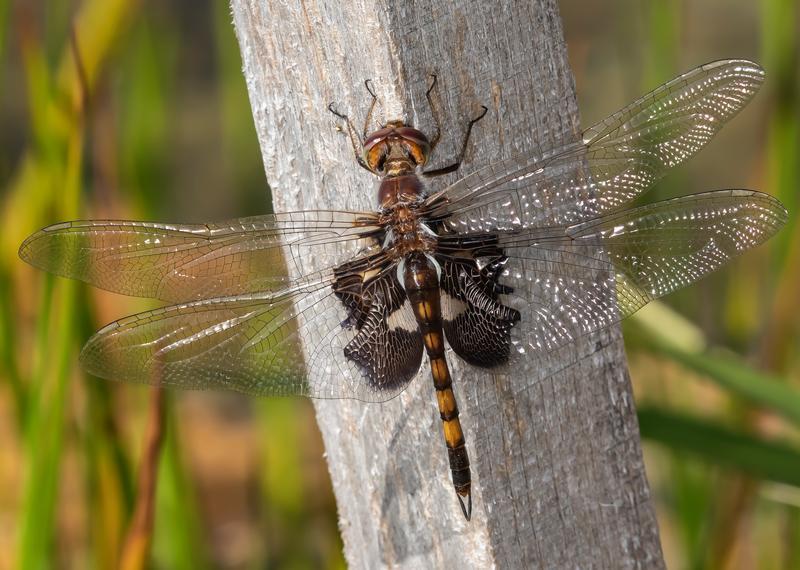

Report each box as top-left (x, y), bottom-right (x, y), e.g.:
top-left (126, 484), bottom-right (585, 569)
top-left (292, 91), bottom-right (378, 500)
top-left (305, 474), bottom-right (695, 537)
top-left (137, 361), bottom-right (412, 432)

top-left (19, 60), bottom-right (787, 520)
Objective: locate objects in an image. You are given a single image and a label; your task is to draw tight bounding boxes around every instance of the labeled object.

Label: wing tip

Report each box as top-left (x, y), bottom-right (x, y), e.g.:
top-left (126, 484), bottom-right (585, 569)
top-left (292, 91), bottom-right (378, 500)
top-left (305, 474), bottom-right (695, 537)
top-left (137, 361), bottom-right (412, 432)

top-left (767, 194), bottom-right (790, 228)
top-left (698, 59), bottom-right (765, 97)
top-left (18, 230), bottom-right (43, 265)
top-left (738, 189), bottom-right (790, 225)
top-left (18, 235), bottom-right (35, 265)
top-left (704, 58), bottom-right (764, 75)
top-left (18, 222), bottom-right (75, 268)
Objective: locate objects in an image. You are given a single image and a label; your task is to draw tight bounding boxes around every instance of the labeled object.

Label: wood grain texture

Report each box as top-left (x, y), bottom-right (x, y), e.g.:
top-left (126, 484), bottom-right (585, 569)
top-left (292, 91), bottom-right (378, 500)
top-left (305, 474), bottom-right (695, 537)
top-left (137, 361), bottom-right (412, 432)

top-left (229, 0), bottom-right (665, 567)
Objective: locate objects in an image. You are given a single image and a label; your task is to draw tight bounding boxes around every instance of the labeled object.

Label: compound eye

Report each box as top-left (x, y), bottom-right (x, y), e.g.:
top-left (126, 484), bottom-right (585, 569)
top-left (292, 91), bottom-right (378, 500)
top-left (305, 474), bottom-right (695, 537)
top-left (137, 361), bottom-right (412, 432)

top-left (396, 127), bottom-right (431, 166)
top-left (362, 127), bottom-right (394, 171)
top-left (363, 127), bottom-right (393, 152)
top-left (366, 145), bottom-right (388, 172)
top-left (396, 127), bottom-right (430, 148)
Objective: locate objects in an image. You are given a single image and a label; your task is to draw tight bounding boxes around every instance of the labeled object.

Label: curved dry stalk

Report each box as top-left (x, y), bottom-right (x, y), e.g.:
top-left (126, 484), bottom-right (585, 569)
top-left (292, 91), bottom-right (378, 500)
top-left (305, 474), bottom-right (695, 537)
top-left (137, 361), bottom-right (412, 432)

top-left (118, 385), bottom-right (165, 570)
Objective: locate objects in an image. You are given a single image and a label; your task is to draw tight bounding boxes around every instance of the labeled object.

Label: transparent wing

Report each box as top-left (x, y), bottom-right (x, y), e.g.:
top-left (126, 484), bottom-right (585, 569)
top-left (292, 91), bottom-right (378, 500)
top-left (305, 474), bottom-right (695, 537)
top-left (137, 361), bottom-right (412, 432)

top-left (439, 190), bottom-right (786, 357)
top-left (19, 210), bottom-right (380, 303)
top-left (427, 60), bottom-right (765, 232)
top-left (79, 266), bottom-right (421, 403)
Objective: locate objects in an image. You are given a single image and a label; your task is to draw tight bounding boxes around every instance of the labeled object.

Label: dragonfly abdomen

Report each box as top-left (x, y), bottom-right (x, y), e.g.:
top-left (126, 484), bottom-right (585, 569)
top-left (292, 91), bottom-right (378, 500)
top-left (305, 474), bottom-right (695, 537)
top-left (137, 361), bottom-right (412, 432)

top-left (402, 252), bottom-right (472, 520)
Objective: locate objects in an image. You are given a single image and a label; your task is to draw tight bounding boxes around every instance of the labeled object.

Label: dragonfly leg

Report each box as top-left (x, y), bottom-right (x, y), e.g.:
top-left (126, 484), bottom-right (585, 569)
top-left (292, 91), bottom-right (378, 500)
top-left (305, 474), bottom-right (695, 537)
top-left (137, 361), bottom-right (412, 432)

top-left (425, 74), bottom-right (442, 151)
top-left (423, 104), bottom-right (488, 177)
top-left (362, 79), bottom-right (379, 139)
top-left (328, 102), bottom-right (372, 173)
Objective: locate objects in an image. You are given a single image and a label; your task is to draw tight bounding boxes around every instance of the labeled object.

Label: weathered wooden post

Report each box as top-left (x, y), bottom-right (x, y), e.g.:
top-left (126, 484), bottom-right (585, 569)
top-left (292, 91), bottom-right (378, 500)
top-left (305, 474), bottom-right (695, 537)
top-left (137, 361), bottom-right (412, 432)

top-left (230, 1), bottom-right (665, 567)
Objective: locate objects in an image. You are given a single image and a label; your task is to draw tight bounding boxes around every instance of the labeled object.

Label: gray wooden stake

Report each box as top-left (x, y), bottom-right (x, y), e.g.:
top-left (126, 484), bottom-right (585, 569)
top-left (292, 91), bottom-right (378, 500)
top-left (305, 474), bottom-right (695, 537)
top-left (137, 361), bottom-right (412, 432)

top-left (230, 1), bottom-right (665, 567)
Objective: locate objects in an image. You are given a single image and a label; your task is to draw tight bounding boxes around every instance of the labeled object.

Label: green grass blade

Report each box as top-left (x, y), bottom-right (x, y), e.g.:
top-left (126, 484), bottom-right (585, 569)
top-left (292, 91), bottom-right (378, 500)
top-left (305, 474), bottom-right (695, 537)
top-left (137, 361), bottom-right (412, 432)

top-left (757, 0), bottom-right (800, 372)
top-left (0, 274), bottom-right (23, 417)
top-left (630, 305), bottom-right (800, 426)
top-left (645, 336), bottom-right (800, 427)
top-left (151, 398), bottom-right (209, 570)
top-left (211, 0), bottom-right (268, 214)
top-left (117, 20), bottom-right (176, 216)
top-left (17, 79), bottom-right (85, 568)
top-left (83, 373), bottom-right (135, 569)
top-left (17, 278), bottom-right (77, 569)
top-left (639, 407), bottom-right (800, 487)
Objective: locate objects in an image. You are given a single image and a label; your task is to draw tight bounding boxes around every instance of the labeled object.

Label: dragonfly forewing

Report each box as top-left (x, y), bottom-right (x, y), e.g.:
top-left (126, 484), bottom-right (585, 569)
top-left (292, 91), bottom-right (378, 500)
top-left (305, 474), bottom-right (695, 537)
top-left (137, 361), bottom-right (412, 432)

top-left (19, 211), bottom-right (380, 303)
top-left (427, 59), bottom-right (765, 233)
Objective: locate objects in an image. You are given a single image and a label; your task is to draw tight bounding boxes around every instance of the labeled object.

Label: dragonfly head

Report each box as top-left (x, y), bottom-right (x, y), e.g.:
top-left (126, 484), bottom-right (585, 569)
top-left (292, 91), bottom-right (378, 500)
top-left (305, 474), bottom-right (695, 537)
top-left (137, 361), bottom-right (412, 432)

top-left (363, 122), bottom-right (431, 175)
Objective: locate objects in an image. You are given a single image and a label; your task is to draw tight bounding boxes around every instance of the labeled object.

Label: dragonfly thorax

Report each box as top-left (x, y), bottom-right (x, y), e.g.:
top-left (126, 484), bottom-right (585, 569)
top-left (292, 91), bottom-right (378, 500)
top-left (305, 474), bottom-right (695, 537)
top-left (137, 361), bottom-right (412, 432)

top-left (380, 203), bottom-right (436, 258)
top-left (378, 174), bottom-right (425, 209)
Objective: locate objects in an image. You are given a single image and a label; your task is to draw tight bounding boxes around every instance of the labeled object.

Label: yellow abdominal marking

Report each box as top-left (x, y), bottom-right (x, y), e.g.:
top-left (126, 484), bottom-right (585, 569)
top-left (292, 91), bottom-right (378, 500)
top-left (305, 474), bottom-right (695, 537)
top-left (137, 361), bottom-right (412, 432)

top-left (436, 387), bottom-right (458, 417)
top-left (424, 331), bottom-right (443, 353)
top-left (415, 301), bottom-right (434, 320)
top-left (442, 417), bottom-right (465, 448)
top-left (430, 357), bottom-right (450, 387)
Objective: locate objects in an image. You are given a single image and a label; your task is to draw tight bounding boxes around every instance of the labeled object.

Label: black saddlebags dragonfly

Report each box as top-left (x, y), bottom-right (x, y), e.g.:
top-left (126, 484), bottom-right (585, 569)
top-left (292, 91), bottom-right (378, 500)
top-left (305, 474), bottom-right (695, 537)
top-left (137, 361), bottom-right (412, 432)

top-left (19, 60), bottom-right (787, 520)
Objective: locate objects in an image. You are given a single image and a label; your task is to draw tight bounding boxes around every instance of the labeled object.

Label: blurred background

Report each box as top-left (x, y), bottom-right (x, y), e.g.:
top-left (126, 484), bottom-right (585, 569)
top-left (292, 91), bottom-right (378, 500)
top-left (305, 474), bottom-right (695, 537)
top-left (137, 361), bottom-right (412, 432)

top-left (0, 0), bottom-right (797, 568)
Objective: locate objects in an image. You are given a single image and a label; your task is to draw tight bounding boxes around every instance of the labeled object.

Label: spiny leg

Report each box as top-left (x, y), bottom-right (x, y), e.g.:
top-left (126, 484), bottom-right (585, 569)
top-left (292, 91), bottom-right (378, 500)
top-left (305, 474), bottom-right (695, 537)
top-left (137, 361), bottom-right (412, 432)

top-left (328, 102), bottom-right (372, 173)
top-left (425, 74), bottom-right (442, 151)
top-left (362, 79), bottom-right (378, 139)
top-left (423, 104), bottom-right (488, 177)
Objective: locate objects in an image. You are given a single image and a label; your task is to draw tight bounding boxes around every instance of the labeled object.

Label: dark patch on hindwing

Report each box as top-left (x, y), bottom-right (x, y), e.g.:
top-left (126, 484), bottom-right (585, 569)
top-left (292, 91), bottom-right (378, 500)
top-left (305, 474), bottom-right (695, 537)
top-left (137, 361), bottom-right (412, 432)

top-left (439, 253), bottom-right (520, 368)
top-left (333, 256), bottom-right (423, 391)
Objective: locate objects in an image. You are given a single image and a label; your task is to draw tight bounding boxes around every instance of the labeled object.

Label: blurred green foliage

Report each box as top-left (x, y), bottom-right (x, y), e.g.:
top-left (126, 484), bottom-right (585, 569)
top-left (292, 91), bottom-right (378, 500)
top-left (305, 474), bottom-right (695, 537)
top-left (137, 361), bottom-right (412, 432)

top-left (1, 1), bottom-right (341, 568)
top-left (0, 0), bottom-right (797, 568)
